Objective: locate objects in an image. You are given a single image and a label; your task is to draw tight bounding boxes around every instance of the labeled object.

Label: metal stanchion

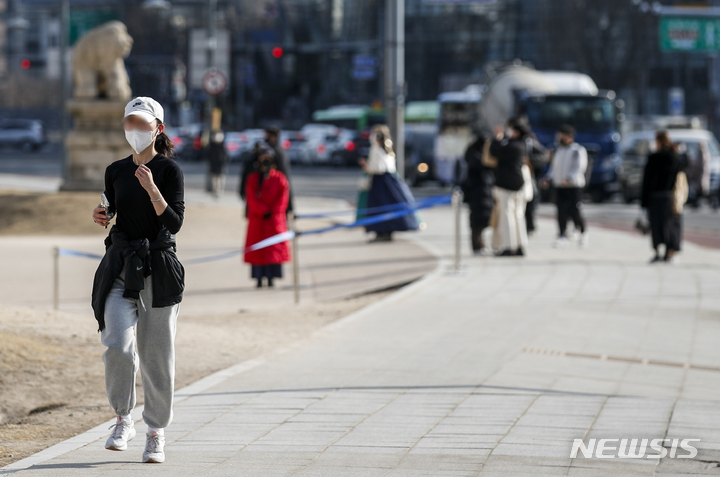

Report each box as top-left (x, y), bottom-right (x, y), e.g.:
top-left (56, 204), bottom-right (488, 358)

top-left (452, 188), bottom-right (462, 271)
top-left (291, 217), bottom-right (300, 304)
top-left (53, 246), bottom-right (59, 310)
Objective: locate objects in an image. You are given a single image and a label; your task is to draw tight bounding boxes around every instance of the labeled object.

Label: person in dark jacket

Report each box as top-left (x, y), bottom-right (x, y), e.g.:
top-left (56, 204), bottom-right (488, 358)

top-left (641, 130), bottom-right (684, 263)
top-left (90, 96), bottom-right (183, 464)
top-left (207, 129), bottom-right (229, 198)
top-left (488, 118), bottom-right (530, 256)
top-left (239, 126), bottom-right (294, 215)
top-left (462, 135), bottom-right (494, 254)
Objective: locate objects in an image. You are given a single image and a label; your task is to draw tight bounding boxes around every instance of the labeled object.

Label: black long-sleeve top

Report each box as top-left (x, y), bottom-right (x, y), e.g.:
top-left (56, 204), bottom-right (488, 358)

top-left (104, 154), bottom-right (185, 241)
top-left (641, 149), bottom-right (681, 209)
top-left (489, 138), bottom-right (525, 191)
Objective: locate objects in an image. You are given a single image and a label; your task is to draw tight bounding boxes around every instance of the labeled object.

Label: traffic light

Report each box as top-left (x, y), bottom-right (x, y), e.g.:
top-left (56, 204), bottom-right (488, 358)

top-left (272, 47), bottom-right (283, 58)
top-left (20, 59), bottom-right (30, 69)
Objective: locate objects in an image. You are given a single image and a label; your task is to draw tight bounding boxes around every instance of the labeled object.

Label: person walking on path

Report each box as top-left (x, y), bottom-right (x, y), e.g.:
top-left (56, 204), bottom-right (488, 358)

top-left (359, 125), bottom-right (419, 242)
top-left (207, 129), bottom-right (229, 198)
top-left (487, 119), bottom-right (530, 256)
top-left (462, 135), bottom-right (494, 254)
top-left (546, 124), bottom-right (589, 249)
top-left (641, 130), bottom-right (687, 263)
top-left (90, 96), bottom-right (185, 464)
top-left (243, 145), bottom-right (291, 287)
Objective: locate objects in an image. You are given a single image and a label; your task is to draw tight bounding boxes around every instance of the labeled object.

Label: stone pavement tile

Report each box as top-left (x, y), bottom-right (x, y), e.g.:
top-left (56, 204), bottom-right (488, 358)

top-left (490, 443), bottom-right (572, 458)
top-left (480, 455), bottom-right (570, 474)
top-left (655, 449), bottom-right (720, 475)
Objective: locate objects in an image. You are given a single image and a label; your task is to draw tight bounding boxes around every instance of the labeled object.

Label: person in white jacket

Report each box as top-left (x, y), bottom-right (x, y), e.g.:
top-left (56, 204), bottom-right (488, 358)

top-left (546, 124), bottom-right (588, 248)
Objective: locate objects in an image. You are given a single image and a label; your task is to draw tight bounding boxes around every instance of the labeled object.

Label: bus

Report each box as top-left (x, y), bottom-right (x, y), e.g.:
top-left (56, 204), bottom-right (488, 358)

top-left (434, 86), bottom-right (482, 185)
top-left (311, 105), bottom-right (386, 133)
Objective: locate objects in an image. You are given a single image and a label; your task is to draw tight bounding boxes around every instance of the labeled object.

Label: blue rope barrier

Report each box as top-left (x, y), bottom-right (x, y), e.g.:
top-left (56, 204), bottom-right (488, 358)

top-left (298, 194), bottom-right (451, 236)
top-left (294, 194), bottom-right (452, 219)
top-left (57, 249), bottom-right (104, 260)
top-left (56, 194), bottom-right (451, 265)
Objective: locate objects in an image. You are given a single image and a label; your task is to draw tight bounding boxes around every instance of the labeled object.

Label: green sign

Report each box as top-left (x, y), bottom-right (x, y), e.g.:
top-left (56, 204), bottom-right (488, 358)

top-left (660, 17), bottom-right (720, 52)
top-left (69, 10), bottom-right (120, 45)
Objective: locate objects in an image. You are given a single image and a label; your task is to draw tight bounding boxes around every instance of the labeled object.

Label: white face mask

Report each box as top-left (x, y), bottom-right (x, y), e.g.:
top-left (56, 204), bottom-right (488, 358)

top-left (125, 126), bottom-right (158, 154)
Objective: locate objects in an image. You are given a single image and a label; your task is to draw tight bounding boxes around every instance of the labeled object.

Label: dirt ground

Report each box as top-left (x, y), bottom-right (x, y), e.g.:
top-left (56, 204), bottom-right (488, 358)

top-left (0, 190), bottom-right (394, 467)
top-left (0, 190), bottom-right (107, 236)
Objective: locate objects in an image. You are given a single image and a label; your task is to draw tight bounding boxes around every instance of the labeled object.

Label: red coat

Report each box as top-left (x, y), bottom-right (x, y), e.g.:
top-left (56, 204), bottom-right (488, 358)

top-left (244, 169), bottom-right (291, 265)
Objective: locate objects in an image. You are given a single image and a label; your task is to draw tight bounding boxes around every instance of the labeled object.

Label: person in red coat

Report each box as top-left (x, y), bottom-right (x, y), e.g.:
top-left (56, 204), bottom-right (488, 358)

top-left (244, 146), bottom-right (291, 287)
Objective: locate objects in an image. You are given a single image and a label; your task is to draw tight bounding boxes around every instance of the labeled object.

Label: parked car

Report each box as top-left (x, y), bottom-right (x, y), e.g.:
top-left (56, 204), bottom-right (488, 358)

top-left (300, 124), bottom-right (339, 164)
top-left (0, 119), bottom-right (45, 151)
top-left (330, 130), bottom-right (371, 167)
top-left (164, 126), bottom-right (187, 158)
top-left (280, 130), bottom-right (310, 165)
top-left (224, 129), bottom-right (266, 163)
top-left (327, 128), bottom-right (357, 166)
top-left (620, 129), bottom-right (720, 207)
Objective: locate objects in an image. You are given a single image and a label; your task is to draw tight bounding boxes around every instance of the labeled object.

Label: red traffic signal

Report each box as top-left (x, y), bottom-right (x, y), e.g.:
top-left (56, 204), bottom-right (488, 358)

top-left (20, 59), bottom-right (30, 69)
top-left (272, 47), bottom-right (283, 58)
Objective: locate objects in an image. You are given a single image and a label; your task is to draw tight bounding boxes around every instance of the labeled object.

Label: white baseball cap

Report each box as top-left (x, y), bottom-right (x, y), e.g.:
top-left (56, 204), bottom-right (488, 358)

top-left (124, 97), bottom-right (164, 124)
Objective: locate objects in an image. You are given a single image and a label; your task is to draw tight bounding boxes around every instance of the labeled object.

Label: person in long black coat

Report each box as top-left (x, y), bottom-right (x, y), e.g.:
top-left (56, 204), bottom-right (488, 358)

top-left (207, 130), bottom-right (229, 198)
top-left (462, 136), bottom-right (494, 253)
top-left (641, 130), bottom-right (684, 263)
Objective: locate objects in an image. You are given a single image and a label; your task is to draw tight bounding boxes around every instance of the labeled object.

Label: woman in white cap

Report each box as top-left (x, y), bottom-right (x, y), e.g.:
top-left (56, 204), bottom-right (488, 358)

top-left (90, 96), bottom-right (184, 464)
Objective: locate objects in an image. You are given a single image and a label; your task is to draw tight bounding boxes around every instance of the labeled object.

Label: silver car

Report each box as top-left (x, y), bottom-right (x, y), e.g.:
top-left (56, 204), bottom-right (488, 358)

top-left (0, 119), bottom-right (45, 151)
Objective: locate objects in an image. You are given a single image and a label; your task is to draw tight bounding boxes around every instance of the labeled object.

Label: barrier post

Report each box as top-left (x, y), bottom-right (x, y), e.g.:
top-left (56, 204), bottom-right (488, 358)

top-left (53, 246), bottom-right (59, 310)
top-left (452, 188), bottom-right (462, 271)
top-left (291, 217), bottom-right (300, 304)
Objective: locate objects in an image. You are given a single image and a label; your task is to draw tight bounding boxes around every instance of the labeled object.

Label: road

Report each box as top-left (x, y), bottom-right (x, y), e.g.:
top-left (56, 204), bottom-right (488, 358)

top-left (1, 148), bottom-right (719, 248)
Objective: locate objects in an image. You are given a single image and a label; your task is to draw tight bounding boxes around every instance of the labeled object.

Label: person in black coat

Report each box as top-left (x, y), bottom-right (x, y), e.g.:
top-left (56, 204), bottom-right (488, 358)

top-left (641, 130), bottom-right (684, 263)
top-left (207, 130), bottom-right (229, 198)
top-left (462, 136), bottom-right (494, 253)
top-left (488, 118), bottom-right (530, 256)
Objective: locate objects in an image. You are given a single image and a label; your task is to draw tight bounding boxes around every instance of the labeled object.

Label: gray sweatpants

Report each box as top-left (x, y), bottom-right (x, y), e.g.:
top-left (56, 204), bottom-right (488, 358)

top-left (101, 267), bottom-right (180, 429)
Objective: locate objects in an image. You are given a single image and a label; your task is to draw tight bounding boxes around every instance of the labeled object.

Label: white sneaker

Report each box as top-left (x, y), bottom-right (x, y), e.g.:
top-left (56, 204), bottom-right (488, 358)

top-left (105, 416), bottom-right (136, 451)
top-left (552, 236), bottom-right (570, 248)
top-left (143, 431), bottom-right (166, 463)
top-left (579, 232), bottom-right (589, 248)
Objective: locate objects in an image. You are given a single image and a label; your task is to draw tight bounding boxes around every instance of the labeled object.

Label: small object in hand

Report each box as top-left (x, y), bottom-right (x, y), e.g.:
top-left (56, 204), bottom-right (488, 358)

top-left (263, 212), bottom-right (272, 220)
top-left (100, 193), bottom-right (115, 228)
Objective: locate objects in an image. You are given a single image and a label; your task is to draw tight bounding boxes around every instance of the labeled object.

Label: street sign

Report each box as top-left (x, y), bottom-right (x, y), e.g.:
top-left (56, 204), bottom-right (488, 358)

top-left (202, 69), bottom-right (228, 96)
top-left (352, 54), bottom-right (377, 80)
top-left (660, 17), bottom-right (720, 52)
top-left (189, 29), bottom-right (231, 89)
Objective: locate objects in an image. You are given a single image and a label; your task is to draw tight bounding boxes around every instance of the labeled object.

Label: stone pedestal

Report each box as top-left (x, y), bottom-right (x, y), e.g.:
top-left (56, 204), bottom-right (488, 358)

top-left (61, 99), bottom-right (132, 191)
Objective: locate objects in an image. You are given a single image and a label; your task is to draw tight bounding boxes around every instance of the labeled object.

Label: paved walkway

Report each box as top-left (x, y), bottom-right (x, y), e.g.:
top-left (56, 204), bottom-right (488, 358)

top-left (3, 201), bottom-right (720, 476)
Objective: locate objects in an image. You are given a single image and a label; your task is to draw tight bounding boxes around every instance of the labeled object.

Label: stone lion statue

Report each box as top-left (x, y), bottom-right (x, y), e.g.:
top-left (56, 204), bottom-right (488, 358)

top-left (72, 21), bottom-right (133, 100)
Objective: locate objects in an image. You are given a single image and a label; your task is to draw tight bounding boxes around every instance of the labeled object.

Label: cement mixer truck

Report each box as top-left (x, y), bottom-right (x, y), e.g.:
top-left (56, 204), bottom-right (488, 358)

top-left (435, 65), bottom-right (623, 202)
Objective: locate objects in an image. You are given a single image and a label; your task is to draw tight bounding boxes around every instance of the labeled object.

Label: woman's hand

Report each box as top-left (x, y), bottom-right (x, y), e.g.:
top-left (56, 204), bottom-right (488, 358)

top-left (135, 164), bottom-right (157, 193)
top-left (494, 125), bottom-right (504, 140)
top-left (93, 204), bottom-right (110, 227)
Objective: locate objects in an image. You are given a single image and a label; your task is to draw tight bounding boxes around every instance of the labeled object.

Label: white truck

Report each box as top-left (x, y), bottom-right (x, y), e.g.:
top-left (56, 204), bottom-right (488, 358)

top-left (435, 65), bottom-right (622, 201)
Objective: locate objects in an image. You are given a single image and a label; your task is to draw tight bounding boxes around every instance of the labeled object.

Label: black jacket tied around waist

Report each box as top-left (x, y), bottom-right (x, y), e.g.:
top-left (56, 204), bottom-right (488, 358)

top-left (91, 225), bottom-right (184, 332)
